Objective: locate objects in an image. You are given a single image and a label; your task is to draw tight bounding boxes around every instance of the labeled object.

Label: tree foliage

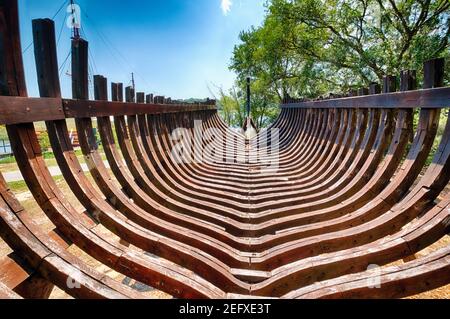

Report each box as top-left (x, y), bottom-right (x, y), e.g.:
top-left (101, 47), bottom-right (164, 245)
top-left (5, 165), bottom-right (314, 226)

top-left (230, 0), bottom-right (450, 101)
top-left (217, 79), bottom-right (280, 130)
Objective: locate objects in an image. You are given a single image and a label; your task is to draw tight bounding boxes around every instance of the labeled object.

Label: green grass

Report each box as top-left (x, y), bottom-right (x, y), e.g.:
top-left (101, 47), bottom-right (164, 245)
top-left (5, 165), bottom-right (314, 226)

top-left (0, 156), bottom-right (16, 165)
top-left (7, 180), bottom-right (29, 192)
top-left (0, 122), bottom-right (105, 172)
top-left (407, 109), bottom-right (448, 167)
top-left (0, 150), bottom-right (107, 173)
top-left (425, 109), bottom-right (448, 166)
top-left (8, 176), bottom-right (66, 192)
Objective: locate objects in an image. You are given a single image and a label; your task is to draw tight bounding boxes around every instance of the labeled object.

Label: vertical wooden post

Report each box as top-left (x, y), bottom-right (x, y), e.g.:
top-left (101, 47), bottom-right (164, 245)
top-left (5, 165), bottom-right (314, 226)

top-left (383, 75), bottom-right (397, 94)
top-left (32, 19), bottom-right (61, 98)
top-left (155, 96), bottom-right (165, 104)
top-left (117, 83), bottom-right (123, 102)
top-left (125, 86), bottom-right (135, 103)
top-left (71, 34), bottom-right (98, 155)
top-left (111, 82), bottom-right (124, 102)
top-left (400, 70), bottom-right (417, 92)
top-left (349, 89), bottom-right (358, 97)
top-left (111, 83), bottom-right (118, 102)
top-left (369, 83), bottom-right (381, 95)
top-left (424, 58), bottom-right (445, 89)
top-left (136, 92), bottom-right (145, 103)
top-left (357, 88), bottom-right (369, 96)
top-left (111, 83), bottom-right (123, 102)
top-left (400, 70), bottom-right (418, 144)
top-left (72, 38), bottom-right (89, 100)
top-left (94, 75), bottom-right (107, 101)
top-left (0, 0), bottom-right (27, 97)
top-left (423, 58), bottom-right (445, 89)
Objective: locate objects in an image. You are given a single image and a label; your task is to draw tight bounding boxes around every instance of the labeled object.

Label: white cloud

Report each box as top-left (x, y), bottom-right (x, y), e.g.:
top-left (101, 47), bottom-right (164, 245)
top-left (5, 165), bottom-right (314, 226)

top-left (221, 0), bottom-right (232, 15)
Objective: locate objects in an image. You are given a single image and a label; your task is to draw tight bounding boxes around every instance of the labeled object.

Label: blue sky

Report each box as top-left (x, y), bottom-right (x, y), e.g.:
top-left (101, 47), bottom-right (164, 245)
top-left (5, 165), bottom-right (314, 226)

top-left (18, 0), bottom-right (266, 100)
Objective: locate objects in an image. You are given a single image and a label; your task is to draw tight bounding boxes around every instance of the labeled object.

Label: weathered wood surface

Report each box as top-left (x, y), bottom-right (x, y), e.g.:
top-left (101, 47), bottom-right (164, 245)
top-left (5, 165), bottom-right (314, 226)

top-left (282, 87), bottom-right (450, 109)
top-left (0, 0), bottom-right (449, 299)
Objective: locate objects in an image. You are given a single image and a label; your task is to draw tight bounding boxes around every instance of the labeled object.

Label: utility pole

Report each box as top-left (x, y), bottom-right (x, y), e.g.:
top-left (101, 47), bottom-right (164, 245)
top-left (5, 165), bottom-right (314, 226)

top-left (246, 77), bottom-right (251, 118)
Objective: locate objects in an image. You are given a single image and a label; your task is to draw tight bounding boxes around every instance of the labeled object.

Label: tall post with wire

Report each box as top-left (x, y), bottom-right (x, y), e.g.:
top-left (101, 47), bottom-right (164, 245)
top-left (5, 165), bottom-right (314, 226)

top-left (246, 77), bottom-right (251, 118)
top-left (243, 77), bottom-right (257, 140)
top-left (70, 0), bottom-right (87, 101)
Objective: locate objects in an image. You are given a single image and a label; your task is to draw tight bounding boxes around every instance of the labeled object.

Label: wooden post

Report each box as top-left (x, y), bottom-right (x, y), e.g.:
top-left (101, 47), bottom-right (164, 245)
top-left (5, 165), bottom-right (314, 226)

top-left (401, 70), bottom-right (417, 144)
top-left (349, 89), bottom-right (358, 97)
top-left (400, 70), bottom-right (417, 92)
top-left (136, 92), bottom-right (145, 103)
top-left (358, 88), bottom-right (369, 96)
top-left (32, 19), bottom-right (61, 98)
top-left (383, 75), bottom-right (397, 94)
top-left (424, 58), bottom-right (445, 89)
top-left (111, 82), bottom-right (124, 102)
top-left (0, 0), bottom-right (27, 97)
top-left (72, 38), bottom-right (89, 100)
top-left (125, 86), bottom-right (135, 103)
top-left (246, 77), bottom-right (251, 117)
top-left (94, 75), bottom-right (107, 101)
top-left (369, 83), bottom-right (381, 95)
top-left (117, 83), bottom-right (123, 102)
top-left (111, 83), bottom-right (118, 102)
top-left (154, 96), bottom-right (165, 104)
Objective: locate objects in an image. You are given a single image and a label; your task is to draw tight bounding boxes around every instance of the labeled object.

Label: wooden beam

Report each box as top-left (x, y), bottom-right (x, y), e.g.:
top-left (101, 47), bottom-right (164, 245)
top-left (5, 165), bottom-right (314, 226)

top-left (282, 86), bottom-right (450, 109)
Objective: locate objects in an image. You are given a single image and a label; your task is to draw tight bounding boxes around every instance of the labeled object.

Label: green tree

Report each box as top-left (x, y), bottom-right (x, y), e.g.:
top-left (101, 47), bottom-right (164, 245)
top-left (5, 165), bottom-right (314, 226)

top-left (217, 86), bottom-right (245, 128)
top-left (231, 0), bottom-right (450, 99)
top-left (217, 79), bottom-right (280, 130)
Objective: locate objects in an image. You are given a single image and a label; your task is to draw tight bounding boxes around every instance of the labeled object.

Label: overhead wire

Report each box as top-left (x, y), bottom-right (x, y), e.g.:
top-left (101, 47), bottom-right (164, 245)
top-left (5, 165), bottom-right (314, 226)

top-left (25, 1), bottom-right (157, 97)
top-left (79, 7), bottom-right (154, 91)
top-left (59, 50), bottom-right (71, 77)
top-left (56, 11), bottom-right (68, 48)
top-left (22, 0), bottom-right (69, 54)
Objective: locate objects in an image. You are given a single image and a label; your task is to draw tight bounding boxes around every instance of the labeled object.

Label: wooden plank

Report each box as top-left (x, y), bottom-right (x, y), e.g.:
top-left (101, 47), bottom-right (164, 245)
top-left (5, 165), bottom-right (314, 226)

top-left (0, 96), bottom-right (216, 125)
top-left (63, 99), bottom-right (217, 118)
top-left (0, 96), bottom-right (63, 124)
top-left (282, 86), bottom-right (450, 109)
